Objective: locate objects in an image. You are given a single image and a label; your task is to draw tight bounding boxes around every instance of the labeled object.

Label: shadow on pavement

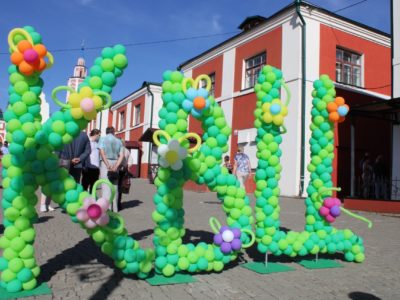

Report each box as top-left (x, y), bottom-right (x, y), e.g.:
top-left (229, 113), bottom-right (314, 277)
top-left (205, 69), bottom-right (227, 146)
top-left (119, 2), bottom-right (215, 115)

top-left (130, 228), bottom-right (153, 241)
top-left (348, 291), bottom-right (382, 299)
top-left (35, 215), bottom-right (54, 224)
top-left (182, 228), bottom-right (214, 244)
top-left (39, 237), bottom-right (123, 299)
top-left (122, 199), bottom-right (143, 210)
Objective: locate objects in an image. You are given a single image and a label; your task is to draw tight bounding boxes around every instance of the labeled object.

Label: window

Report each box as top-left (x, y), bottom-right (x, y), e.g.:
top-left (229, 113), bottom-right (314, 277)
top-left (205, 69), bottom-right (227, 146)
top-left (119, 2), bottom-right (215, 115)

top-left (118, 111), bottom-right (125, 131)
top-left (336, 48), bottom-right (362, 87)
top-left (133, 104), bottom-right (141, 126)
top-left (200, 72), bottom-right (215, 96)
top-left (244, 52), bottom-right (266, 89)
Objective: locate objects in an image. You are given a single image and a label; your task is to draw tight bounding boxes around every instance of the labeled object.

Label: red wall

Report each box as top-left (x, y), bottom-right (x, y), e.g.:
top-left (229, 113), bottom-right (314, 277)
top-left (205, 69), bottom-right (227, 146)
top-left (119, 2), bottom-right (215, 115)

top-left (234, 26), bottom-right (282, 92)
top-left (320, 24), bottom-right (391, 96)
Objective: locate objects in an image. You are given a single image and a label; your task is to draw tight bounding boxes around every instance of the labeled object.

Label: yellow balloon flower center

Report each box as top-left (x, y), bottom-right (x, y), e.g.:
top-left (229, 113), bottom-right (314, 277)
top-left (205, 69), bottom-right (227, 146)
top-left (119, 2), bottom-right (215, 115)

top-left (165, 150), bottom-right (179, 164)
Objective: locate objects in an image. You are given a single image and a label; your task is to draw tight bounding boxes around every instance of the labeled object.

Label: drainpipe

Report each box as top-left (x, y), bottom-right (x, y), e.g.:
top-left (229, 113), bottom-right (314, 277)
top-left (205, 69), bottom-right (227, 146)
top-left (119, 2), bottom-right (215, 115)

top-left (146, 82), bottom-right (155, 181)
top-left (295, 0), bottom-right (307, 197)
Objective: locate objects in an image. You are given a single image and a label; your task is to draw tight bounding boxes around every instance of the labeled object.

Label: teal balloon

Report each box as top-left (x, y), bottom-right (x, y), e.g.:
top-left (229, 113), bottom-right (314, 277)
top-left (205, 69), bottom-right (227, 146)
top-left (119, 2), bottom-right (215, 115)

top-left (101, 72), bottom-right (116, 86)
top-left (90, 65), bottom-right (103, 77)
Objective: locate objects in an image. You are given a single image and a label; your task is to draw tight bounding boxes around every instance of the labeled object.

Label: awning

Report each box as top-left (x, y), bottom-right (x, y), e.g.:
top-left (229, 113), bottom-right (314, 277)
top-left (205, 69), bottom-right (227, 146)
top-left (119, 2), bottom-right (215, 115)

top-left (125, 141), bottom-right (141, 149)
top-left (350, 97), bottom-right (400, 122)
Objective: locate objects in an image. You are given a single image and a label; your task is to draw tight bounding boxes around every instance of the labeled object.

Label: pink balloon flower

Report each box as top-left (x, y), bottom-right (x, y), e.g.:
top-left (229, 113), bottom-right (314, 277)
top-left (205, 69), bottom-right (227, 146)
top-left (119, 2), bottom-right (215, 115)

top-left (76, 196), bottom-right (110, 228)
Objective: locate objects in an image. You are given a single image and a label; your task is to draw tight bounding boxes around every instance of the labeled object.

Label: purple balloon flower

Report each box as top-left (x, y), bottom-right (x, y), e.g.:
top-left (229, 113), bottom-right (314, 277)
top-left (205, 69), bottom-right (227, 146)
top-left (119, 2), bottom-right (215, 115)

top-left (213, 226), bottom-right (243, 254)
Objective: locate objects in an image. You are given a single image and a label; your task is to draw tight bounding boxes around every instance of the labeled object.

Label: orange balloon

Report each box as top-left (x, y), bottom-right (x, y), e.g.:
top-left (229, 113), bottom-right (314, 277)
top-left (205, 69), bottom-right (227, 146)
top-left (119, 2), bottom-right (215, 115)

top-left (338, 116), bottom-right (345, 123)
top-left (329, 112), bottom-right (340, 122)
top-left (193, 96), bottom-right (206, 110)
top-left (33, 44), bottom-right (47, 57)
top-left (10, 52), bottom-right (23, 65)
top-left (17, 40), bottom-right (32, 52)
top-left (335, 96), bottom-right (345, 106)
top-left (327, 102), bottom-right (338, 113)
top-left (37, 59), bottom-right (46, 71)
top-left (19, 61), bottom-right (34, 76)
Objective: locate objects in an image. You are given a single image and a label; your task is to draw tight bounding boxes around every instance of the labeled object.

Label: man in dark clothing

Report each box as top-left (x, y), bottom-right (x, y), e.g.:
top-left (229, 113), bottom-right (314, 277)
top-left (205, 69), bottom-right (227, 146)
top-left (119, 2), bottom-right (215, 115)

top-left (373, 155), bottom-right (387, 199)
top-left (60, 131), bottom-right (91, 183)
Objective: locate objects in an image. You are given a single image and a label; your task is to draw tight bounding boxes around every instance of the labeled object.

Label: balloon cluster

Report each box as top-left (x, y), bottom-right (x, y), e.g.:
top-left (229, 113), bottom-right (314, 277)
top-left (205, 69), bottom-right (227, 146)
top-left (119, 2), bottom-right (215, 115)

top-left (0, 26), bottom-right (132, 293)
top-left (151, 70), bottom-right (254, 277)
top-left (319, 197), bottom-right (341, 223)
top-left (253, 67), bottom-right (366, 262)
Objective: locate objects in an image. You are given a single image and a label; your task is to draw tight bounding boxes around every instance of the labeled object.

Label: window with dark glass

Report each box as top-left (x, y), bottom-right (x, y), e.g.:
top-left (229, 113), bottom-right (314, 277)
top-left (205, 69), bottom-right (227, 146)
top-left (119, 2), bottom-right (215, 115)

top-left (200, 72), bottom-right (215, 96)
top-left (244, 52), bottom-right (266, 89)
top-left (119, 111), bottom-right (125, 131)
top-left (336, 48), bottom-right (362, 87)
top-left (133, 104), bottom-right (141, 126)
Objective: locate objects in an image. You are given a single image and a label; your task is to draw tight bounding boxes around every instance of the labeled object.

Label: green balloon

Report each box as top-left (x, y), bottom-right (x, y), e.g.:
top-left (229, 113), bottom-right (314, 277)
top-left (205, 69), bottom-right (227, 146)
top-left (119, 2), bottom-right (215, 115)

top-left (89, 76), bottom-right (103, 89)
top-left (101, 58), bottom-right (115, 72)
top-left (113, 54), bottom-right (128, 69)
top-left (14, 81), bottom-right (29, 95)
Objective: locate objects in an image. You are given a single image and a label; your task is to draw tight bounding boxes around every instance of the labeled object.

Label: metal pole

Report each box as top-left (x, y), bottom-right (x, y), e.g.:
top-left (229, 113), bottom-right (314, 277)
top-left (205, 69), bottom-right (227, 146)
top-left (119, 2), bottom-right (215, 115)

top-left (350, 119), bottom-right (355, 197)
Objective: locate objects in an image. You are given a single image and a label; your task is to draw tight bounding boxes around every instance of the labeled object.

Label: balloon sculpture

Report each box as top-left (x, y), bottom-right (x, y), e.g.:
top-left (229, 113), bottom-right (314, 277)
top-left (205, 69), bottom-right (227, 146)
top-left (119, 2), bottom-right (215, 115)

top-left (0, 27), bottom-right (370, 294)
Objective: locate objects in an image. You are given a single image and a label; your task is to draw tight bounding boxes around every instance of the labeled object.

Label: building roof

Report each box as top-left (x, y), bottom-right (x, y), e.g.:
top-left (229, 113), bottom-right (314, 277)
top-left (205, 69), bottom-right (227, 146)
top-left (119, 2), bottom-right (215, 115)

top-left (178, 1), bottom-right (390, 70)
top-left (110, 81), bottom-right (161, 108)
top-left (238, 15), bottom-right (267, 31)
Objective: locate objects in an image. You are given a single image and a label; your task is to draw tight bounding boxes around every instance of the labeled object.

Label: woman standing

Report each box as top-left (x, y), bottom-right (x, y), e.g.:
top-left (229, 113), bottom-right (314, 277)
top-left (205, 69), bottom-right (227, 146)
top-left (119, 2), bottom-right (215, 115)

top-left (117, 139), bottom-right (134, 211)
top-left (82, 129), bottom-right (101, 193)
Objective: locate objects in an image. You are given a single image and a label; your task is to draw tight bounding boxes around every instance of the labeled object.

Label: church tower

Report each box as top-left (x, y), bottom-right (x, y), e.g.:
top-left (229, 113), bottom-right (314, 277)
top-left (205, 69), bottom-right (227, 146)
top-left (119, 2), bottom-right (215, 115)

top-left (66, 57), bottom-right (87, 100)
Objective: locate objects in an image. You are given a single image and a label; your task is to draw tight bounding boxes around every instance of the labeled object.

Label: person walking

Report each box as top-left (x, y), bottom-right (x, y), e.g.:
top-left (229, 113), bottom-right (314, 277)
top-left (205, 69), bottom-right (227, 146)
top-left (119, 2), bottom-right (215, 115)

top-left (82, 129), bottom-right (101, 193)
top-left (116, 139), bottom-right (134, 211)
top-left (373, 155), bottom-right (387, 199)
top-left (98, 127), bottom-right (124, 212)
top-left (59, 131), bottom-right (91, 183)
top-left (233, 146), bottom-right (252, 191)
top-left (223, 155), bottom-right (233, 174)
top-left (362, 156), bottom-right (374, 199)
top-left (1, 141), bottom-right (9, 155)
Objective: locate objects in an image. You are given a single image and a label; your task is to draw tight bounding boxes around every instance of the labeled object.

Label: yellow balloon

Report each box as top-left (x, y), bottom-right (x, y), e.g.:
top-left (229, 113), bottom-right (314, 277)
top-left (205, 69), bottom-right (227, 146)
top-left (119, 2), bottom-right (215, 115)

top-left (262, 103), bottom-right (270, 112)
top-left (281, 106), bottom-right (288, 116)
top-left (80, 86), bottom-right (94, 98)
top-left (263, 113), bottom-right (273, 123)
top-left (68, 93), bottom-right (81, 108)
top-left (274, 115), bottom-right (284, 126)
top-left (71, 108), bottom-right (83, 119)
top-left (92, 95), bottom-right (103, 110)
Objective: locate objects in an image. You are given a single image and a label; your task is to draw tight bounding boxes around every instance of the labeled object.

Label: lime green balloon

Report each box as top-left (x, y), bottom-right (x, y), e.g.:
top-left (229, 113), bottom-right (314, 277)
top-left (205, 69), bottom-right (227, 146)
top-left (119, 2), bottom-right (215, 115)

top-left (11, 238), bottom-right (26, 255)
top-left (14, 81), bottom-right (29, 95)
top-left (101, 58), bottom-right (115, 72)
top-left (177, 257), bottom-right (189, 270)
top-left (1, 269), bottom-right (16, 282)
top-left (162, 264), bottom-right (175, 277)
top-left (20, 228), bottom-right (35, 243)
top-left (4, 226), bottom-right (20, 240)
top-left (22, 278), bottom-right (37, 291)
top-left (3, 248), bottom-right (18, 260)
top-left (19, 244), bottom-right (34, 259)
top-left (14, 216), bottom-right (30, 231)
top-left (12, 102), bottom-right (28, 116)
top-left (22, 91), bottom-right (38, 105)
top-left (8, 258), bottom-right (24, 273)
top-left (89, 76), bottom-right (103, 89)
top-left (51, 120), bottom-right (66, 135)
top-left (113, 54), bottom-right (128, 69)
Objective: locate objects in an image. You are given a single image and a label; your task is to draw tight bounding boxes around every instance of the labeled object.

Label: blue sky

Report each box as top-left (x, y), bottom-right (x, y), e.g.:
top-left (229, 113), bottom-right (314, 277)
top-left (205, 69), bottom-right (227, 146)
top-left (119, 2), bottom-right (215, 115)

top-left (0, 0), bottom-right (391, 114)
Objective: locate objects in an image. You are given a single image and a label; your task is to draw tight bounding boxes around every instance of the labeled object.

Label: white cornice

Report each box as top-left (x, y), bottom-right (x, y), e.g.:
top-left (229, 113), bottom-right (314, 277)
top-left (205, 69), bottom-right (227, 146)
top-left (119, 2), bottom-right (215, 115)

top-left (111, 84), bottom-right (161, 111)
top-left (303, 7), bottom-right (390, 47)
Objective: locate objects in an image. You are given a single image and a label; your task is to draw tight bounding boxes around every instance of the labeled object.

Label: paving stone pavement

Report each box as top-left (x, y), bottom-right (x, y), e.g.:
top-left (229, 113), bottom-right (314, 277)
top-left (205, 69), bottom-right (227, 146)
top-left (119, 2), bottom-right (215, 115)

top-left (1, 178), bottom-right (400, 300)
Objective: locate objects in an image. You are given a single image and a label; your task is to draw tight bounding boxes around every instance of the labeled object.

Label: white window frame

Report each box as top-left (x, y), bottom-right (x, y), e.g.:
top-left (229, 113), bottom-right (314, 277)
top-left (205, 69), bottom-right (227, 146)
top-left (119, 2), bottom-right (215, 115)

top-left (243, 52), bottom-right (266, 90)
top-left (200, 72), bottom-right (216, 96)
top-left (133, 104), bottom-right (141, 126)
top-left (336, 47), bottom-right (363, 87)
top-left (118, 111), bottom-right (125, 131)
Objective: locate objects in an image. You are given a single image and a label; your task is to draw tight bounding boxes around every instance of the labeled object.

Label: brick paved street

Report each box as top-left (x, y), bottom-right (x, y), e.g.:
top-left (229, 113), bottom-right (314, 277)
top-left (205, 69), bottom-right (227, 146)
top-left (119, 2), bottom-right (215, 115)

top-left (1, 178), bottom-right (400, 300)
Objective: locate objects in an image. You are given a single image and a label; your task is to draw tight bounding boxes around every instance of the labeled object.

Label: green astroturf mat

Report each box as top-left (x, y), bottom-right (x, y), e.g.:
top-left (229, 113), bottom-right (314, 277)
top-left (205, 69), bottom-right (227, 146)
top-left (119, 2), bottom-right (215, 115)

top-left (0, 283), bottom-right (52, 299)
top-left (146, 273), bottom-right (197, 286)
top-left (297, 258), bottom-right (344, 269)
top-left (241, 262), bottom-right (296, 274)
